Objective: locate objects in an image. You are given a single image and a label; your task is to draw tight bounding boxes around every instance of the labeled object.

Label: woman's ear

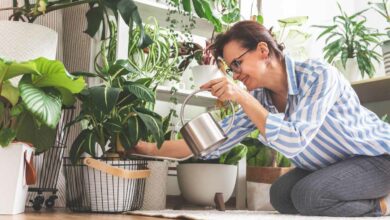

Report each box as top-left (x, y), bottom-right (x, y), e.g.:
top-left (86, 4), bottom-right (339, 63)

top-left (257, 42), bottom-right (269, 59)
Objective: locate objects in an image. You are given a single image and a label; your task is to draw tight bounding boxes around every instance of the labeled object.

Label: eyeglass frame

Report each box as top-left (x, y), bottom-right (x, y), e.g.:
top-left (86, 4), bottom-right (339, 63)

top-left (225, 48), bottom-right (252, 76)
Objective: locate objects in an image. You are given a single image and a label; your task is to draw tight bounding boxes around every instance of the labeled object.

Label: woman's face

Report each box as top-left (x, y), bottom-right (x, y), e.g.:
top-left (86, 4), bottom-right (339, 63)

top-left (222, 40), bottom-right (269, 91)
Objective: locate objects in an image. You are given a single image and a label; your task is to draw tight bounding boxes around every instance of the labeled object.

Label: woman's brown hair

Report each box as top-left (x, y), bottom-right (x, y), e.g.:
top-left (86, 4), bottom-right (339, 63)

top-left (211, 20), bottom-right (285, 61)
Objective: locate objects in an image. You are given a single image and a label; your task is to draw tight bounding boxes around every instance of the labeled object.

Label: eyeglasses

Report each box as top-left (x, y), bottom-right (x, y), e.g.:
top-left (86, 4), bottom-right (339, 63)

top-left (226, 48), bottom-right (251, 76)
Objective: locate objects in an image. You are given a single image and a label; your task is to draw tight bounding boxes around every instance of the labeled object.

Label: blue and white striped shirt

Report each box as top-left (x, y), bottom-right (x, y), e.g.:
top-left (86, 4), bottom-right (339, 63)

top-left (203, 55), bottom-right (390, 171)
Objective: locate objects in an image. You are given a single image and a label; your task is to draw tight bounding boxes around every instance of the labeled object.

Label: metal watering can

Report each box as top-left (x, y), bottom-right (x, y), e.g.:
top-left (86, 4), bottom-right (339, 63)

top-left (179, 89), bottom-right (236, 158)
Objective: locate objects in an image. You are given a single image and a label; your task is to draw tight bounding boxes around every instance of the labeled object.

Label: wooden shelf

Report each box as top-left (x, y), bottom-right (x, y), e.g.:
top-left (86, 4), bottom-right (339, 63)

top-left (351, 75), bottom-right (390, 103)
top-left (156, 85), bottom-right (217, 107)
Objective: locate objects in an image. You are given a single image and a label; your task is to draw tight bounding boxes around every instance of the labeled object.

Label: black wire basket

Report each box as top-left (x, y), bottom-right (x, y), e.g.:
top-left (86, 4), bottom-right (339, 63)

top-left (27, 107), bottom-right (76, 210)
top-left (63, 157), bottom-right (150, 213)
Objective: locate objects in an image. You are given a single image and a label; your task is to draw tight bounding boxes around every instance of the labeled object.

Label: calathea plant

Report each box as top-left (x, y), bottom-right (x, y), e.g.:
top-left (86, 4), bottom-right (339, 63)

top-left (0, 57), bottom-right (85, 152)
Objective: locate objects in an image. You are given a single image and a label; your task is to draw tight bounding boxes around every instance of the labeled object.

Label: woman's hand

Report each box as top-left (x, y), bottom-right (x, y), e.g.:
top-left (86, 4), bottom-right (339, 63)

top-left (132, 141), bottom-right (157, 156)
top-left (200, 77), bottom-right (245, 103)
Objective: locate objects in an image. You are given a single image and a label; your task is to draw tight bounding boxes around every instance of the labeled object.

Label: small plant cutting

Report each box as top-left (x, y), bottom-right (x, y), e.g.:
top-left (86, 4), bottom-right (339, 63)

top-left (0, 57), bottom-right (85, 152)
top-left (313, 3), bottom-right (382, 78)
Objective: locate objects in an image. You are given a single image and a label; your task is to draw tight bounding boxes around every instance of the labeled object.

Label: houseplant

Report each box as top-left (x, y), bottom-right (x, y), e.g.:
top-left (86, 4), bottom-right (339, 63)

top-left (0, 57), bottom-right (85, 151)
top-left (274, 16), bottom-right (311, 61)
top-left (127, 17), bottom-right (181, 86)
top-left (243, 129), bottom-right (292, 211)
top-left (314, 3), bottom-right (382, 81)
top-left (369, 0), bottom-right (390, 75)
top-left (0, 57), bottom-right (85, 214)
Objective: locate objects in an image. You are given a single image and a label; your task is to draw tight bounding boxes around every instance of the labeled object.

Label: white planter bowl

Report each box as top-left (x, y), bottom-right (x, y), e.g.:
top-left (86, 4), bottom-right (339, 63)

top-left (191, 65), bottom-right (224, 88)
top-left (177, 163), bottom-right (237, 206)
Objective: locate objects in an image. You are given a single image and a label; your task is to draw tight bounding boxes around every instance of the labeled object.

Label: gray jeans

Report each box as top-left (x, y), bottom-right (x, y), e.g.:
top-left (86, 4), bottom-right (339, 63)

top-left (270, 155), bottom-right (390, 217)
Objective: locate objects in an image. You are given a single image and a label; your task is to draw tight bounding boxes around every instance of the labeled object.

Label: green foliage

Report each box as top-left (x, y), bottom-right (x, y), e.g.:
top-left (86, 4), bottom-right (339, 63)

top-left (243, 130), bottom-right (291, 167)
top-left (369, 0), bottom-right (390, 37)
top-left (219, 144), bottom-right (247, 165)
top-left (128, 17), bottom-right (181, 84)
top-left (68, 33), bottom-right (165, 163)
top-left (0, 57), bottom-right (85, 151)
top-left (274, 16), bottom-right (311, 60)
top-left (314, 3), bottom-right (383, 78)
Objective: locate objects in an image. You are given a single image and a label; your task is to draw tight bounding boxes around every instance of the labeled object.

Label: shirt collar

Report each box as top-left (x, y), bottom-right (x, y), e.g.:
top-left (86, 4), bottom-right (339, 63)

top-left (284, 55), bottom-right (299, 95)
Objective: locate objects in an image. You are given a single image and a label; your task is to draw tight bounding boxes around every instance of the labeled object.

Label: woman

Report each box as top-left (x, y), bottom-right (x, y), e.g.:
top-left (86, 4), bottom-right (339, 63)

top-left (134, 21), bottom-right (390, 217)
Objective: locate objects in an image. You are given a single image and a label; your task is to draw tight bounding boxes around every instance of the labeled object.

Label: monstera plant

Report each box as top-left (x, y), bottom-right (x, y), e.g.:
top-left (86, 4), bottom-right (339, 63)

top-left (0, 57), bottom-right (86, 152)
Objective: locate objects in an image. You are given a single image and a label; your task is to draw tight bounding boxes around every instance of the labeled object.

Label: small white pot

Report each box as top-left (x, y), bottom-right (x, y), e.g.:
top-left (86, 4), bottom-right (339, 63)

top-left (335, 58), bottom-right (363, 82)
top-left (177, 163), bottom-right (237, 206)
top-left (191, 65), bottom-right (224, 89)
top-left (0, 142), bottom-right (35, 214)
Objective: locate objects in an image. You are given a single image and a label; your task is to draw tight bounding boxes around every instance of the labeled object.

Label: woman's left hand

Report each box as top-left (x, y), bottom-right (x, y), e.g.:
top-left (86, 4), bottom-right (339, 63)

top-left (200, 77), bottom-right (244, 103)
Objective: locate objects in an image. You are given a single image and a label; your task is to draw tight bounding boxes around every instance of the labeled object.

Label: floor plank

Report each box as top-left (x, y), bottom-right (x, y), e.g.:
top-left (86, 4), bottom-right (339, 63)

top-left (0, 208), bottom-right (165, 220)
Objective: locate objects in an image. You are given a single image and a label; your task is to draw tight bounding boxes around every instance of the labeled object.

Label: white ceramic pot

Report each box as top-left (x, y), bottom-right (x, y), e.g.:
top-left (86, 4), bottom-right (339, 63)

top-left (0, 142), bottom-right (35, 214)
top-left (335, 58), bottom-right (362, 82)
top-left (177, 163), bottom-right (237, 206)
top-left (191, 65), bottom-right (224, 89)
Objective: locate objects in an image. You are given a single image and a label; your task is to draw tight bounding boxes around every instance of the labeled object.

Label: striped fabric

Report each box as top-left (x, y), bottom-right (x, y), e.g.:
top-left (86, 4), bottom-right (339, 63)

top-left (203, 55), bottom-right (390, 171)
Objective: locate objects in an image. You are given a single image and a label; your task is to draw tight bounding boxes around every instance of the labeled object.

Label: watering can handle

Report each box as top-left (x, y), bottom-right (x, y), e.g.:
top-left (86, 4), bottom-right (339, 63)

top-left (180, 89), bottom-right (236, 135)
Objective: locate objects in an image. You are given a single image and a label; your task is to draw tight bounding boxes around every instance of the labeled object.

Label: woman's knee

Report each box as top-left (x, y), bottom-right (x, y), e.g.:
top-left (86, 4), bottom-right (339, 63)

top-left (291, 177), bottom-right (331, 216)
top-left (270, 177), bottom-right (299, 214)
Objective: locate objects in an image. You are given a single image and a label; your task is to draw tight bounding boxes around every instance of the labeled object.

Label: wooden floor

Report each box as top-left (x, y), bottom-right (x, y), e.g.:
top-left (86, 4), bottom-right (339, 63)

top-left (0, 208), bottom-right (164, 220)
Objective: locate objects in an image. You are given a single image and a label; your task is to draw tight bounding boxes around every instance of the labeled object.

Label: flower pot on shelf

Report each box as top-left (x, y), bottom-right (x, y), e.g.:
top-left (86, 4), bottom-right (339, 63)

top-left (177, 163), bottom-right (237, 207)
top-left (0, 142), bottom-right (36, 215)
top-left (191, 65), bottom-right (224, 89)
top-left (334, 58), bottom-right (363, 82)
top-left (246, 166), bottom-right (293, 211)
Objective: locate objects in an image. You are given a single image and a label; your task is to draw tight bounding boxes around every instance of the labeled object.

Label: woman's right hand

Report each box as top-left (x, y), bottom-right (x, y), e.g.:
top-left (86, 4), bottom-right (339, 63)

top-left (132, 141), bottom-right (157, 156)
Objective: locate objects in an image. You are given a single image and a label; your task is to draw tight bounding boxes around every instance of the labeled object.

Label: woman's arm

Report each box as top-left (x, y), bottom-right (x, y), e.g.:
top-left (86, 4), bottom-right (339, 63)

top-left (134, 139), bottom-right (192, 159)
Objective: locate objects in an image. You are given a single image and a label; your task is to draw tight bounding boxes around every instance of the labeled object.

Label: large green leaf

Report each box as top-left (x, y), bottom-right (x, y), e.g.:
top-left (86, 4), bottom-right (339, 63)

top-left (127, 116), bottom-right (141, 148)
top-left (15, 111), bottom-right (57, 153)
top-left (0, 128), bottom-right (16, 147)
top-left (84, 5), bottom-right (105, 39)
top-left (278, 16), bottom-right (308, 27)
top-left (0, 59), bottom-right (40, 82)
top-left (1, 80), bottom-right (19, 106)
top-left (135, 108), bottom-right (164, 148)
top-left (88, 86), bottom-right (121, 115)
top-left (19, 78), bottom-right (62, 129)
top-left (31, 57), bottom-right (85, 94)
top-left (69, 129), bottom-right (97, 164)
top-left (124, 83), bottom-right (155, 103)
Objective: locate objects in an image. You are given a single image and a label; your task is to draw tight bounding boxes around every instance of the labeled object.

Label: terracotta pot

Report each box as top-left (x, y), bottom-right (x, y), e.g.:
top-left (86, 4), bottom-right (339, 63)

top-left (247, 166), bottom-right (293, 184)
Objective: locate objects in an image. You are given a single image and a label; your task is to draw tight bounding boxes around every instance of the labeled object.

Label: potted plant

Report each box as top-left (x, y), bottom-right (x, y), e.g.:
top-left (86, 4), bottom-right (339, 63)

top-left (0, 57), bottom-right (85, 214)
top-left (177, 144), bottom-right (247, 207)
top-left (127, 17), bottom-right (181, 86)
top-left (243, 130), bottom-right (292, 211)
top-left (274, 16), bottom-right (311, 61)
top-left (313, 3), bottom-right (383, 82)
top-left (369, 0), bottom-right (390, 76)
